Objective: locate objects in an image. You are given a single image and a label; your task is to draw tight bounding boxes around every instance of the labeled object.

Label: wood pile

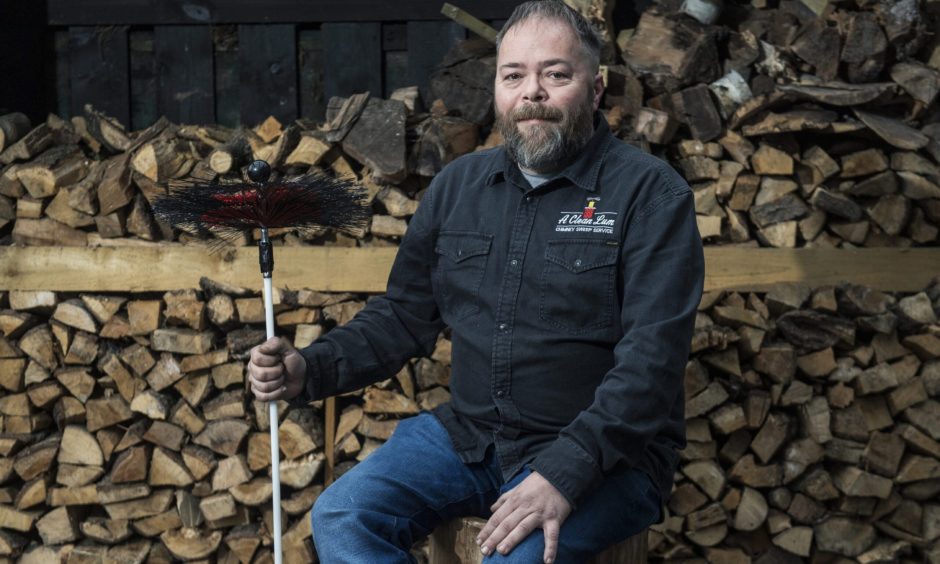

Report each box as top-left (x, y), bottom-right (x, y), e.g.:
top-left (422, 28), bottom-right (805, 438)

top-left (613, 0), bottom-right (940, 249)
top-left (658, 278), bottom-right (940, 563)
top-left (2, 276), bottom-right (940, 561)
top-left (1, 0), bottom-right (940, 561)
top-left (0, 3), bottom-right (936, 252)
top-left (0, 278), bottom-right (387, 561)
top-left (0, 93), bottom-right (479, 251)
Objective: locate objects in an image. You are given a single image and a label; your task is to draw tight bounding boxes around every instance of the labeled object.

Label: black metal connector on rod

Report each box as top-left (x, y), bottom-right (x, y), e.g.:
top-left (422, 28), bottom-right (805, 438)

top-left (259, 228), bottom-right (274, 277)
top-left (248, 160), bottom-right (275, 278)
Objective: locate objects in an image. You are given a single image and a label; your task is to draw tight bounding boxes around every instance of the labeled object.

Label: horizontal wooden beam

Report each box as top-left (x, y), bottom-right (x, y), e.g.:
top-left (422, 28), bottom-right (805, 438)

top-left (701, 247), bottom-right (940, 293)
top-left (1, 246), bottom-right (937, 293)
top-left (46, 0), bottom-right (516, 25)
top-left (0, 246), bottom-right (398, 293)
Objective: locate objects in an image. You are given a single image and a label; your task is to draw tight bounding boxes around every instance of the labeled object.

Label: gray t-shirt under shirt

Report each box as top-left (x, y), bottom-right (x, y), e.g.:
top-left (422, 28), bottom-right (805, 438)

top-left (521, 168), bottom-right (552, 188)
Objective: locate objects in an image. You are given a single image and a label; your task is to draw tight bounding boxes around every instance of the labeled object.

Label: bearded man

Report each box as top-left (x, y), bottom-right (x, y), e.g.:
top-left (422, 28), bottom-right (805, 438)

top-left (248, 1), bottom-right (704, 562)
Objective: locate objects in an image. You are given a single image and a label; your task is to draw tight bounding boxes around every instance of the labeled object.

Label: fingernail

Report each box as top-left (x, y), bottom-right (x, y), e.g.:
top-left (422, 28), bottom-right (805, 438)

top-left (480, 545), bottom-right (489, 556)
top-left (498, 544), bottom-right (507, 554)
top-left (475, 537), bottom-right (482, 546)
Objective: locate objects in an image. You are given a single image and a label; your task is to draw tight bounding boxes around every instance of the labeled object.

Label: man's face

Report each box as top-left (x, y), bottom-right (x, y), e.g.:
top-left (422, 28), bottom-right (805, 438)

top-left (494, 17), bottom-right (604, 173)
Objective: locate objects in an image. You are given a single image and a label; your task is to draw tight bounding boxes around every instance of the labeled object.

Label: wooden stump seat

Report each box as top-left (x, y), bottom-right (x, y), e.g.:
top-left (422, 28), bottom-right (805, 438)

top-left (429, 517), bottom-right (648, 563)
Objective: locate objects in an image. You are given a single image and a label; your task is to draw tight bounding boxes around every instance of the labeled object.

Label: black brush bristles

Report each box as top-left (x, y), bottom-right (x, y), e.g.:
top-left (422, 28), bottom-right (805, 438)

top-left (152, 174), bottom-right (371, 241)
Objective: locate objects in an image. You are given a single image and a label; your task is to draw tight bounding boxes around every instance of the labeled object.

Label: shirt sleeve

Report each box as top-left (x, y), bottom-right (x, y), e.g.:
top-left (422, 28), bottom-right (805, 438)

top-left (529, 183), bottom-right (704, 508)
top-left (297, 183), bottom-right (445, 401)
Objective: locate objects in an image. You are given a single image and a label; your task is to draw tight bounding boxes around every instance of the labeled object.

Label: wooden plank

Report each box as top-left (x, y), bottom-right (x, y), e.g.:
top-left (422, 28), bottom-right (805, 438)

top-left (214, 26), bottom-right (240, 128)
top-left (238, 24), bottom-right (298, 126)
top-left (1, 247), bottom-right (938, 293)
top-left (0, 2), bottom-right (49, 123)
top-left (441, 3), bottom-right (498, 43)
top-left (154, 25), bottom-right (215, 124)
top-left (0, 246), bottom-right (397, 292)
top-left (383, 24), bottom-right (409, 98)
top-left (69, 26), bottom-right (131, 127)
top-left (53, 31), bottom-right (72, 119)
top-left (407, 21), bottom-right (466, 102)
top-left (322, 23), bottom-right (382, 101)
top-left (129, 30), bottom-right (157, 131)
top-left (702, 248), bottom-right (940, 292)
top-left (48, 0), bottom-right (516, 25)
top-left (298, 29), bottom-right (326, 122)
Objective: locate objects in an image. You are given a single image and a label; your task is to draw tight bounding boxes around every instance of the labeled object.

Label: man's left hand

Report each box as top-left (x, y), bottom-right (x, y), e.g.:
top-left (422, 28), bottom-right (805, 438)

top-left (476, 471), bottom-right (572, 564)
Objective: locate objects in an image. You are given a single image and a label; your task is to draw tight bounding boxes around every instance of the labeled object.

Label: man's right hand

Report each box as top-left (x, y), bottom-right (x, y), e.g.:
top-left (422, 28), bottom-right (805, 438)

top-left (248, 337), bottom-right (307, 402)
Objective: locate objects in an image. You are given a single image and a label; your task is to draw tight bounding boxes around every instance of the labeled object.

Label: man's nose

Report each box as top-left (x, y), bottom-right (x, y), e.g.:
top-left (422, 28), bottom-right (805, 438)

top-left (521, 75), bottom-right (546, 103)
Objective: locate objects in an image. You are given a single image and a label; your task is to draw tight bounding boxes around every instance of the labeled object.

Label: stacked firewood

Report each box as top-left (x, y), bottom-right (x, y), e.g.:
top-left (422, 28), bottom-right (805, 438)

top-left (0, 94), bottom-right (475, 251)
top-left (1, 0), bottom-right (940, 561)
top-left (613, 0), bottom-right (940, 249)
top-left (658, 279), bottom-right (940, 563)
top-left (0, 279), bottom-right (346, 561)
top-left (0, 2), bottom-right (938, 251)
top-left (1, 275), bottom-right (940, 561)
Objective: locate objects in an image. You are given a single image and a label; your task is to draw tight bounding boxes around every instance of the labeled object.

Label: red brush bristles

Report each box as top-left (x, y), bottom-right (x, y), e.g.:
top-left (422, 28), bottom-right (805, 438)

top-left (152, 173), bottom-right (371, 240)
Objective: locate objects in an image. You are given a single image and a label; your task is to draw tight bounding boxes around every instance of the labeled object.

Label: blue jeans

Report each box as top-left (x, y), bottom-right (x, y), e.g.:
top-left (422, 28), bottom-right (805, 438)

top-left (311, 412), bottom-right (661, 563)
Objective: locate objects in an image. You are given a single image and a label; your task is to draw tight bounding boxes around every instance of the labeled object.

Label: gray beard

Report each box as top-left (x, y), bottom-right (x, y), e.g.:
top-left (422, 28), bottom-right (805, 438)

top-left (497, 103), bottom-right (595, 173)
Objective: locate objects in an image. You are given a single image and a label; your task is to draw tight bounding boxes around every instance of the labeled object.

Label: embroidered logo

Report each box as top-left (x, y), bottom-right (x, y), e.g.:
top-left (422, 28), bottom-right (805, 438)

top-left (582, 198), bottom-right (598, 219)
top-left (555, 198), bottom-right (617, 234)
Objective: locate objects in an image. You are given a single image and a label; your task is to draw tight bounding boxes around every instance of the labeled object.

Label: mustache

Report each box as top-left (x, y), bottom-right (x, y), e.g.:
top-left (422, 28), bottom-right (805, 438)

top-left (511, 105), bottom-right (564, 122)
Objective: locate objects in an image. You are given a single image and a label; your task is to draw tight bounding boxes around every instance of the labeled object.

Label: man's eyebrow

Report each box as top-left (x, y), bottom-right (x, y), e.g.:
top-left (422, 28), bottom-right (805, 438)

top-left (499, 59), bottom-right (572, 71)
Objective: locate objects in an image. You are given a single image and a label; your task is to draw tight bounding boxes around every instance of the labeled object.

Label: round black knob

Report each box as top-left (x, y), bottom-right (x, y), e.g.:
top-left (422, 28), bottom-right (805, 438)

top-left (247, 160), bottom-right (272, 184)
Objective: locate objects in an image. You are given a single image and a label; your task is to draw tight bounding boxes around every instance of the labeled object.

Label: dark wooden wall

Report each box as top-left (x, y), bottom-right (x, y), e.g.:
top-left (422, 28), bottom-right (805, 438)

top-left (0, 2), bottom-right (53, 123)
top-left (38, 0), bottom-right (517, 131)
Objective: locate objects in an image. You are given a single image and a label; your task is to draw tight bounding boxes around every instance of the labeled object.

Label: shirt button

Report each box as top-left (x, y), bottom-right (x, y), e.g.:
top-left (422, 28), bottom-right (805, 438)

top-left (525, 196), bottom-right (532, 202)
top-left (457, 250), bottom-right (462, 257)
top-left (498, 323), bottom-right (507, 331)
top-left (510, 259), bottom-right (518, 266)
top-left (495, 390), bottom-right (505, 398)
top-left (574, 259), bottom-right (582, 267)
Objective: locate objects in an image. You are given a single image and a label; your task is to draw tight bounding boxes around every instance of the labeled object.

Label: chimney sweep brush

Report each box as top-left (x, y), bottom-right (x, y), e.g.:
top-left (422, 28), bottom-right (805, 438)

top-left (153, 159), bottom-right (370, 564)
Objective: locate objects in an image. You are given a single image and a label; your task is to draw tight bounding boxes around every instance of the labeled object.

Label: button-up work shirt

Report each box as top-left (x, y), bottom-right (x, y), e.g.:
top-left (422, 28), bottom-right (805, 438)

top-left (300, 116), bottom-right (704, 509)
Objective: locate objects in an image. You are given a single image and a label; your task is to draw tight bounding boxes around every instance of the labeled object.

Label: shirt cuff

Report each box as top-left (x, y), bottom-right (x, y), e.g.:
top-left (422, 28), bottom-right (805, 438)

top-left (297, 341), bottom-right (335, 402)
top-left (529, 436), bottom-right (602, 510)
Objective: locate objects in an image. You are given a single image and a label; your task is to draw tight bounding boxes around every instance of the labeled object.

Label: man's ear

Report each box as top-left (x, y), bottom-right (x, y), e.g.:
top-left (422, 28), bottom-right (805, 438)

top-left (592, 72), bottom-right (605, 111)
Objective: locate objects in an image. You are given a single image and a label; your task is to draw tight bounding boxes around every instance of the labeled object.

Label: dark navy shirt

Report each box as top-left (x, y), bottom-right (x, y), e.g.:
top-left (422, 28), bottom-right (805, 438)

top-left (300, 116), bottom-right (704, 509)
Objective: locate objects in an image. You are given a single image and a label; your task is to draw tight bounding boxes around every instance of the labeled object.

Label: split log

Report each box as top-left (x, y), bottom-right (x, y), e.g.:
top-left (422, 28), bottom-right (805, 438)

top-left (0, 113), bottom-right (31, 152)
top-left (208, 134), bottom-right (252, 175)
top-left (622, 11), bottom-right (720, 94)
top-left (15, 145), bottom-right (86, 199)
top-left (0, 124), bottom-right (53, 165)
top-left (83, 105), bottom-right (132, 153)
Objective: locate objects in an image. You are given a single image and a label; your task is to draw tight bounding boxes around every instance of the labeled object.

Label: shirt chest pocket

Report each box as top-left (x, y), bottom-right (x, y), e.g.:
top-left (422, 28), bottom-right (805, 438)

top-left (433, 231), bottom-right (493, 321)
top-left (539, 239), bottom-right (619, 334)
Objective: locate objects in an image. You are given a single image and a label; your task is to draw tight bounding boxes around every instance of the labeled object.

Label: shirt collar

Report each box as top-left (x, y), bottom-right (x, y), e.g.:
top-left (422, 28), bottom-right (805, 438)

top-left (484, 112), bottom-right (613, 193)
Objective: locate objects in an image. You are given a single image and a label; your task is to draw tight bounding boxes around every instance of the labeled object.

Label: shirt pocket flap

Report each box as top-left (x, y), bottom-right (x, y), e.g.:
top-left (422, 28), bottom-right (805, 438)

top-left (435, 231), bottom-right (493, 264)
top-left (545, 239), bottom-right (619, 274)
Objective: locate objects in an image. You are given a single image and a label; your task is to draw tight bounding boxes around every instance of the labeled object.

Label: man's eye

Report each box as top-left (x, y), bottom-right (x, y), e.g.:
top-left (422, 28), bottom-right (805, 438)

top-left (547, 71), bottom-right (569, 80)
top-left (504, 73), bottom-right (521, 81)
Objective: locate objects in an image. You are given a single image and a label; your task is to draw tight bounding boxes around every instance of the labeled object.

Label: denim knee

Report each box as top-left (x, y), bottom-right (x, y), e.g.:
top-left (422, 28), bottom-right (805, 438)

top-left (311, 481), bottom-right (348, 537)
top-left (482, 535), bottom-right (546, 564)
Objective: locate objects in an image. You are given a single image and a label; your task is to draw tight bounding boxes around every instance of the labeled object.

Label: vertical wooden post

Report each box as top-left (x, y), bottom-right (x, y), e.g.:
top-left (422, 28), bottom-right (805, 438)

top-left (324, 396), bottom-right (336, 485)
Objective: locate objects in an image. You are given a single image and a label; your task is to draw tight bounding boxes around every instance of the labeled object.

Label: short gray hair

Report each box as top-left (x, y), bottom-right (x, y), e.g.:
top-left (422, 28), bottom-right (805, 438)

top-left (495, 1), bottom-right (602, 73)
